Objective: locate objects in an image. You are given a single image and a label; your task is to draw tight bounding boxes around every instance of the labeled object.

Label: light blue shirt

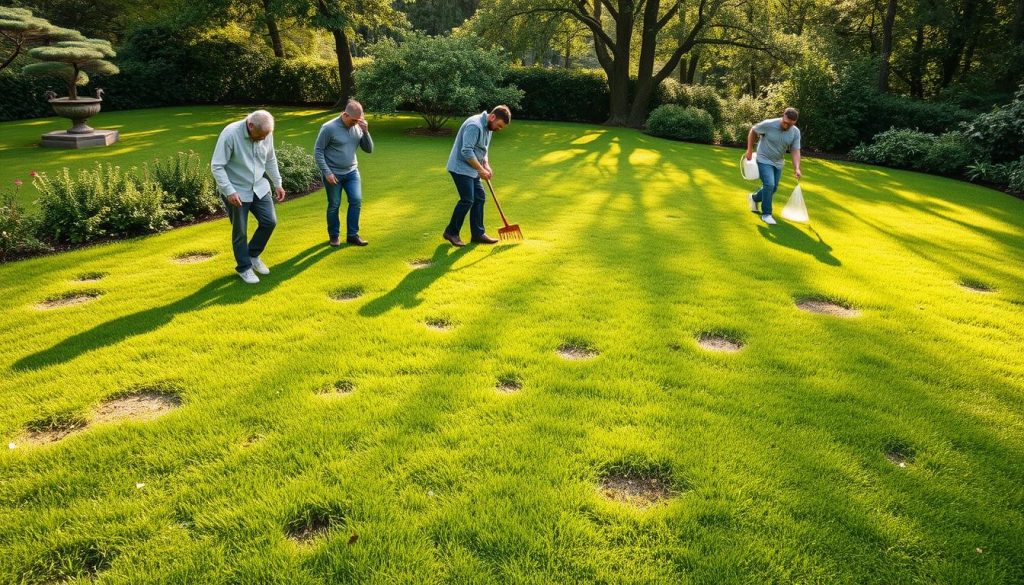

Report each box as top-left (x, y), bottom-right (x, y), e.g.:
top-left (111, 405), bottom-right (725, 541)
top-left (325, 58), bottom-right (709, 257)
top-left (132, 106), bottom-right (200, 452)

top-left (313, 117), bottom-right (374, 177)
top-left (446, 112), bottom-right (492, 178)
top-left (754, 117), bottom-right (801, 170)
top-left (210, 119), bottom-right (283, 202)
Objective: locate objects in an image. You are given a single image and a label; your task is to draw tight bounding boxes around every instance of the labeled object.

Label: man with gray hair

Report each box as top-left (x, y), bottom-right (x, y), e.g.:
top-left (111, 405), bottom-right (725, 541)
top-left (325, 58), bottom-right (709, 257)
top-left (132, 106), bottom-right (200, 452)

top-left (211, 109), bottom-right (286, 284)
top-left (745, 107), bottom-right (802, 225)
top-left (314, 99), bottom-right (374, 247)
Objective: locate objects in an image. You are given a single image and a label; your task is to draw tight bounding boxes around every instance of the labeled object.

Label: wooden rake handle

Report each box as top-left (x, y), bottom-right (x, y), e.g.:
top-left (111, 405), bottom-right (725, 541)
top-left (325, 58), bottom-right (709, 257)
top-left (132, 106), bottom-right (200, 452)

top-left (484, 179), bottom-right (512, 228)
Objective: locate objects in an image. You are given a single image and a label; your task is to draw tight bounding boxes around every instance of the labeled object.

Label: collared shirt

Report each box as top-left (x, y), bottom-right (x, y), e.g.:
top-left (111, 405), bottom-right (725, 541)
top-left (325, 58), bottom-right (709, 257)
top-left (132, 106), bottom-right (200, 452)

top-left (446, 111), bottom-right (492, 178)
top-left (313, 117), bottom-right (374, 177)
top-left (754, 117), bottom-right (801, 169)
top-left (210, 119), bottom-right (283, 202)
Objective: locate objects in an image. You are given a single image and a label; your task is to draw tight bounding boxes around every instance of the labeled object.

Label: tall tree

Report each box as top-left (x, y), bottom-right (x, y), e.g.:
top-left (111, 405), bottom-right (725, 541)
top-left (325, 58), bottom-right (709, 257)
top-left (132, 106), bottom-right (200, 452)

top-left (878, 0), bottom-right (897, 91)
top-left (0, 7), bottom-right (85, 72)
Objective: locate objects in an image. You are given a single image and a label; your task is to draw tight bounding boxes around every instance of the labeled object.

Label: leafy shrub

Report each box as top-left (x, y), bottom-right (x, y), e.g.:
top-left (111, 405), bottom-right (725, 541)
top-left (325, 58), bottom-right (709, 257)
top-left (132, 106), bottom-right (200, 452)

top-left (1009, 156), bottom-right (1024, 194)
top-left (645, 105), bottom-right (716, 144)
top-left (34, 165), bottom-right (168, 244)
top-left (275, 143), bottom-right (321, 195)
top-left (0, 185), bottom-right (50, 262)
top-left (661, 80), bottom-right (723, 124)
top-left (920, 131), bottom-right (977, 176)
top-left (962, 84), bottom-right (1024, 164)
top-left (848, 128), bottom-right (937, 169)
top-left (149, 151), bottom-right (220, 223)
top-left (965, 161), bottom-right (1012, 184)
top-left (504, 67), bottom-right (608, 123)
top-left (357, 34), bottom-right (523, 131)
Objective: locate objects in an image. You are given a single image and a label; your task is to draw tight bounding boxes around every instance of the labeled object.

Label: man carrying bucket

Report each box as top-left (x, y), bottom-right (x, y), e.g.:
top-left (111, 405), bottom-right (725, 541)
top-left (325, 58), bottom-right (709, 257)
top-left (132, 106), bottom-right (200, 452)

top-left (745, 107), bottom-right (802, 225)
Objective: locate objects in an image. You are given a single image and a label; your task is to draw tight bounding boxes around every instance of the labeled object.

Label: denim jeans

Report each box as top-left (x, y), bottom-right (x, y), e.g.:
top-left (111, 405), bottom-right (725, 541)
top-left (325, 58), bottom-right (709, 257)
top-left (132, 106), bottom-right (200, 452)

top-left (324, 169), bottom-right (362, 238)
top-left (445, 171), bottom-right (486, 238)
top-left (223, 194), bottom-right (277, 273)
top-left (753, 161), bottom-right (783, 216)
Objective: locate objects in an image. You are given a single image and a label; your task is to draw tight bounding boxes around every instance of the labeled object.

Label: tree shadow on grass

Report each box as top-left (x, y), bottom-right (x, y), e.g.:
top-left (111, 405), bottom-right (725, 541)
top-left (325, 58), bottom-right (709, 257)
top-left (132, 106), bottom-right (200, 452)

top-left (757, 223), bottom-right (841, 267)
top-left (358, 244), bottom-right (479, 317)
top-left (13, 243), bottom-right (333, 371)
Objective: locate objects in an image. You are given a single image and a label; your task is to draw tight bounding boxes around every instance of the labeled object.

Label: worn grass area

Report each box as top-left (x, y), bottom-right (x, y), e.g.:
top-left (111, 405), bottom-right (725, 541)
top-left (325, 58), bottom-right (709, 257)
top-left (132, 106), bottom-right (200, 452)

top-left (1, 107), bottom-right (1023, 584)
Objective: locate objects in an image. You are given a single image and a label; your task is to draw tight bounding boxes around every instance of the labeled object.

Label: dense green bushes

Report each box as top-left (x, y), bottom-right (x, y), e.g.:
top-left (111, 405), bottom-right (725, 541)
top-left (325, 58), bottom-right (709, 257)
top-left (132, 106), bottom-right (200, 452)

top-left (275, 143), bottom-right (322, 195)
top-left (504, 67), bottom-right (608, 123)
top-left (149, 151), bottom-right (221, 222)
top-left (645, 105), bottom-right (716, 144)
top-left (0, 187), bottom-right (50, 262)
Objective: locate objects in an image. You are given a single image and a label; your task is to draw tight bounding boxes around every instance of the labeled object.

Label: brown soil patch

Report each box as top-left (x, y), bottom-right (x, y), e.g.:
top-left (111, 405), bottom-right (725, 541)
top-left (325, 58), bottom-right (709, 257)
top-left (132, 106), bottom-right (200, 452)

top-left (286, 509), bottom-right (339, 544)
top-left (598, 472), bottom-right (674, 508)
top-left (796, 299), bottom-right (860, 317)
top-left (496, 375), bottom-right (522, 393)
top-left (93, 391), bottom-right (181, 424)
top-left (406, 127), bottom-right (454, 137)
top-left (425, 317), bottom-right (453, 331)
top-left (557, 342), bottom-right (598, 360)
top-left (329, 286), bottom-right (363, 301)
top-left (885, 452), bottom-right (910, 468)
top-left (35, 290), bottom-right (102, 310)
top-left (17, 419), bottom-right (86, 447)
top-left (409, 258), bottom-right (432, 269)
top-left (174, 251), bottom-right (215, 264)
top-left (884, 439), bottom-right (915, 469)
top-left (696, 334), bottom-right (743, 352)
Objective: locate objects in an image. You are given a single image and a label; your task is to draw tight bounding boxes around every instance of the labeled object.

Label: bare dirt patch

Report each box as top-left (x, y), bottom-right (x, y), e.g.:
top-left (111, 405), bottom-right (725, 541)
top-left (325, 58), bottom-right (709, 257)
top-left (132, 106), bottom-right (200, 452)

top-left (960, 278), bottom-right (996, 293)
top-left (557, 341), bottom-right (598, 360)
top-left (35, 289), bottom-right (102, 310)
top-left (93, 390), bottom-right (182, 425)
top-left (598, 468), bottom-right (676, 508)
top-left (74, 271), bottom-right (107, 282)
top-left (173, 251), bottom-right (216, 264)
top-left (286, 506), bottom-right (342, 545)
top-left (796, 297), bottom-right (860, 317)
top-left (409, 258), bottom-right (432, 269)
top-left (318, 380), bottom-right (354, 396)
top-left (696, 333), bottom-right (744, 352)
top-left (17, 415), bottom-right (87, 447)
top-left (425, 317), bottom-right (454, 331)
top-left (884, 438), bottom-right (916, 469)
top-left (496, 374), bottom-right (522, 393)
top-left (329, 286), bottom-right (364, 301)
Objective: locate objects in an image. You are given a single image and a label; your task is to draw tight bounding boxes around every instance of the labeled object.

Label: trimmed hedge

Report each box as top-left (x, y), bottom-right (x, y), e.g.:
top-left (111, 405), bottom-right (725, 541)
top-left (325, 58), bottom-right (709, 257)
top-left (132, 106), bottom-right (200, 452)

top-left (504, 67), bottom-right (608, 123)
top-left (645, 105), bottom-right (716, 144)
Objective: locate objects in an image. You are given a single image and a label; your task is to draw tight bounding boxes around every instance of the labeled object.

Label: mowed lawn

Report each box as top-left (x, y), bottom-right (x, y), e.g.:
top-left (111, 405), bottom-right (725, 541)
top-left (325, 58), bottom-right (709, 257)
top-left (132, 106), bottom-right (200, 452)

top-left (1, 107), bottom-right (1023, 584)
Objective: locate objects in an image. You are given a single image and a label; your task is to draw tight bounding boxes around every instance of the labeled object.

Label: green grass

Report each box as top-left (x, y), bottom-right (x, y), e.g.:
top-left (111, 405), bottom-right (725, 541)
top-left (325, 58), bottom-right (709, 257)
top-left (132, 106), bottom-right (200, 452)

top-left (2, 106), bottom-right (1024, 584)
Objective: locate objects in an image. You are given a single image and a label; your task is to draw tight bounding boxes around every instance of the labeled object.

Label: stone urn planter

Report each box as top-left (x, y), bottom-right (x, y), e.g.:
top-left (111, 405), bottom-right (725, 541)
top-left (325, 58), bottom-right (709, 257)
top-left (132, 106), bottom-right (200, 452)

top-left (41, 90), bottom-right (119, 149)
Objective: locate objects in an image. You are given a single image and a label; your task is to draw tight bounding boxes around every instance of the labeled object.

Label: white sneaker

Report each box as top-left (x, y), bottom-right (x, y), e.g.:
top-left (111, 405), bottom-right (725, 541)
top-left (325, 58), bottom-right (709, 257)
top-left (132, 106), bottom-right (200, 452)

top-left (250, 256), bottom-right (269, 275)
top-left (748, 193), bottom-right (759, 213)
top-left (238, 268), bottom-right (260, 284)
top-left (761, 214), bottom-right (777, 225)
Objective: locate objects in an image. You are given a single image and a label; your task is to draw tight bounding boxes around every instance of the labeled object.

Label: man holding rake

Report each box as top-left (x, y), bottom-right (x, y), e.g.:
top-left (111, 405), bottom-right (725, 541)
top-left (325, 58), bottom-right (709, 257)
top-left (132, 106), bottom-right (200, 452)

top-left (442, 105), bottom-right (512, 247)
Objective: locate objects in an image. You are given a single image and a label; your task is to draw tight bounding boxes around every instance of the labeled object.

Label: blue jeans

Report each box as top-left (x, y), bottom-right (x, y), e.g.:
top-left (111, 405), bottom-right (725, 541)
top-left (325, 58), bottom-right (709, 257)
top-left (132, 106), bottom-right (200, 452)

top-left (753, 162), bottom-right (782, 216)
top-left (223, 194), bottom-right (277, 273)
top-left (325, 169), bottom-right (362, 238)
top-left (445, 171), bottom-right (486, 238)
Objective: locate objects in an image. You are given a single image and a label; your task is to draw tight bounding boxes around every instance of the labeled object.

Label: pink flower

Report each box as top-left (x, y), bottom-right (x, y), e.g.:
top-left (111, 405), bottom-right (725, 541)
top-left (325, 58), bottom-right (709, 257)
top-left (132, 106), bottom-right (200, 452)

top-left (13, 179), bottom-right (23, 186)
top-left (29, 171), bottom-right (39, 177)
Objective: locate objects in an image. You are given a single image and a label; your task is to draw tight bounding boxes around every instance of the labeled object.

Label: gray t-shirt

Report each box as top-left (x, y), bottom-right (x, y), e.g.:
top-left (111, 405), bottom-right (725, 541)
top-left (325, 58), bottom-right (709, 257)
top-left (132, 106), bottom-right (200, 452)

top-left (754, 118), bottom-right (801, 169)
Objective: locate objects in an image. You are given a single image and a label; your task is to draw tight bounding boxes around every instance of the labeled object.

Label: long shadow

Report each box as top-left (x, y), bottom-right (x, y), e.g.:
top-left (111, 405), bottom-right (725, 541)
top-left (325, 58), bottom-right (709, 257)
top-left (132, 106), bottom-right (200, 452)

top-left (358, 244), bottom-right (471, 317)
top-left (13, 243), bottom-right (334, 371)
top-left (757, 222), bottom-right (841, 266)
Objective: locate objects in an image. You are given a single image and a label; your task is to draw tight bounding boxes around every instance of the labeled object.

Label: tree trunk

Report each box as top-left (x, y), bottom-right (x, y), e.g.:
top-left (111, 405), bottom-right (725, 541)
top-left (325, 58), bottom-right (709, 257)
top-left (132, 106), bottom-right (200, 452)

top-left (685, 51), bottom-right (700, 84)
top-left (940, 0), bottom-right (978, 87)
top-left (332, 28), bottom-right (354, 101)
top-left (604, 1), bottom-right (635, 127)
top-left (910, 25), bottom-right (925, 98)
top-left (262, 0), bottom-right (285, 58)
top-left (878, 0), bottom-right (897, 92)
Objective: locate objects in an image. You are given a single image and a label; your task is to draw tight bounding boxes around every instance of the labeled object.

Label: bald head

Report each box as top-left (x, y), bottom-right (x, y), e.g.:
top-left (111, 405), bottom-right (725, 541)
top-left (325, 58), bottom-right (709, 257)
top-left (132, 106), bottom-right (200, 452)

top-left (341, 100), bottom-right (364, 128)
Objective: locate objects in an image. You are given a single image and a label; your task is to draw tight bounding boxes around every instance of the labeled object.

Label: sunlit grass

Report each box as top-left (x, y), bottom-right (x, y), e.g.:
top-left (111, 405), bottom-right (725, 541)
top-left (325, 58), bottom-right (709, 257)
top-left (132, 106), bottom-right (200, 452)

top-left (1, 107), bottom-right (1023, 583)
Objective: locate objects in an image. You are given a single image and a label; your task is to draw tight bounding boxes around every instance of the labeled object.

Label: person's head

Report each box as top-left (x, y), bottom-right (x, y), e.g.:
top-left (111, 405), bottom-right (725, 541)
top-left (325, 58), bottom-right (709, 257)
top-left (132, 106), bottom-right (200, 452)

top-left (340, 100), bottom-right (364, 128)
top-left (246, 110), bottom-right (275, 141)
top-left (487, 105), bottom-right (511, 132)
top-left (780, 107), bottom-right (799, 130)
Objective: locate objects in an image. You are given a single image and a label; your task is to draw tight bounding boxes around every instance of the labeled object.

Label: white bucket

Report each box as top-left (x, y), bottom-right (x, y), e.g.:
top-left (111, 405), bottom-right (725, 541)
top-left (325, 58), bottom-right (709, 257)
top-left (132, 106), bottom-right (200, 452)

top-left (740, 155), bottom-right (759, 180)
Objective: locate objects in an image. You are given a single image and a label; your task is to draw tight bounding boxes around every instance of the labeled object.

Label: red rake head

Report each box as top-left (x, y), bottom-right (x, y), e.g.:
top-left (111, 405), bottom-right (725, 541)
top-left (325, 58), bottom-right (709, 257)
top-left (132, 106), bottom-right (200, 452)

top-left (498, 224), bottom-right (523, 241)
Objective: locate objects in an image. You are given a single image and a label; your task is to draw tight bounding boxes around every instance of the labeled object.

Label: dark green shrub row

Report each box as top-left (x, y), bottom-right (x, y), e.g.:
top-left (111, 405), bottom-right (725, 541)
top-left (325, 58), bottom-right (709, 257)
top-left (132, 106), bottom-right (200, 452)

top-left (645, 105), bottom-right (716, 144)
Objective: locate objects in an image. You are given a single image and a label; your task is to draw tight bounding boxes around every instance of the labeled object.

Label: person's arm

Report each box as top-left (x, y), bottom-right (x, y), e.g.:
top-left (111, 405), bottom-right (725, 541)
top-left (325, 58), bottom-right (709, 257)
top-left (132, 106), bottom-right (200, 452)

top-left (265, 135), bottom-right (286, 201)
top-left (314, 126), bottom-right (332, 177)
top-left (211, 128), bottom-right (240, 206)
top-left (745, 126), bottom-right (757, 160)
top-left (792, 149), bottom-right (801, 179)
top-left (358, 121), bottom-right (373, 153)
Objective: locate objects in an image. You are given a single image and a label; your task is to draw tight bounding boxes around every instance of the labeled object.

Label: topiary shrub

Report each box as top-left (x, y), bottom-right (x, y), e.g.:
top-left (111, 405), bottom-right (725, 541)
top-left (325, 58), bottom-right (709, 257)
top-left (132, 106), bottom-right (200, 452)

top-left (645, 105), bottom-right (716, 144)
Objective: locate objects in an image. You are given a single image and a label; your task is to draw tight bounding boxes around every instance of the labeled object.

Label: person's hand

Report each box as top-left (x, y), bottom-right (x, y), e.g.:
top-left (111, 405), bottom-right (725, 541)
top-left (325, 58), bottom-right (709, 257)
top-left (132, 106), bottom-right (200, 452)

top-left (326, 174), bottom-right (338, 185)
top-left (745, 150), bottom-right (753, 161)
top-left (227, 193), bottom-right (242, 208)
top-left (275, 186), bottom-right (286, 202)
top-left (480, 168), bottom-right (493, 181)
top-left (795, 169), bottom-right (802, 180)
top-left (357, 118), bottom-right (368, 133)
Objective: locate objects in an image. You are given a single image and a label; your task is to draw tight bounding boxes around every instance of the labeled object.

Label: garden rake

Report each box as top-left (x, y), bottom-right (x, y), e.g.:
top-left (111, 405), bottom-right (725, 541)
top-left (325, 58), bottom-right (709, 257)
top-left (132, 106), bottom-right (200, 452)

top-left (484, 179), bottom-right (523, 241)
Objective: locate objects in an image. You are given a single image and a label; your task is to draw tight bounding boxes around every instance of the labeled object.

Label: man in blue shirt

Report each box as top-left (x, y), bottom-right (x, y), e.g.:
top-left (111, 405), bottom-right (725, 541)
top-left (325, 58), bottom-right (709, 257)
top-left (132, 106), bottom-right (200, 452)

top-left (443, 105), bottom-right (511, 247)
top-left (745, 107), bottom-right (802, 225)
top-left (314, 100), bottom-right (374, 247)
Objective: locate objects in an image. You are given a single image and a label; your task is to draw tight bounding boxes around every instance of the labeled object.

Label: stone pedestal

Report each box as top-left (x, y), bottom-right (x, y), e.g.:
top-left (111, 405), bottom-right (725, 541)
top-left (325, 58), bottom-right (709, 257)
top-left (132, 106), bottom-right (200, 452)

top-left (41, 129), bottom-right (119, 149)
